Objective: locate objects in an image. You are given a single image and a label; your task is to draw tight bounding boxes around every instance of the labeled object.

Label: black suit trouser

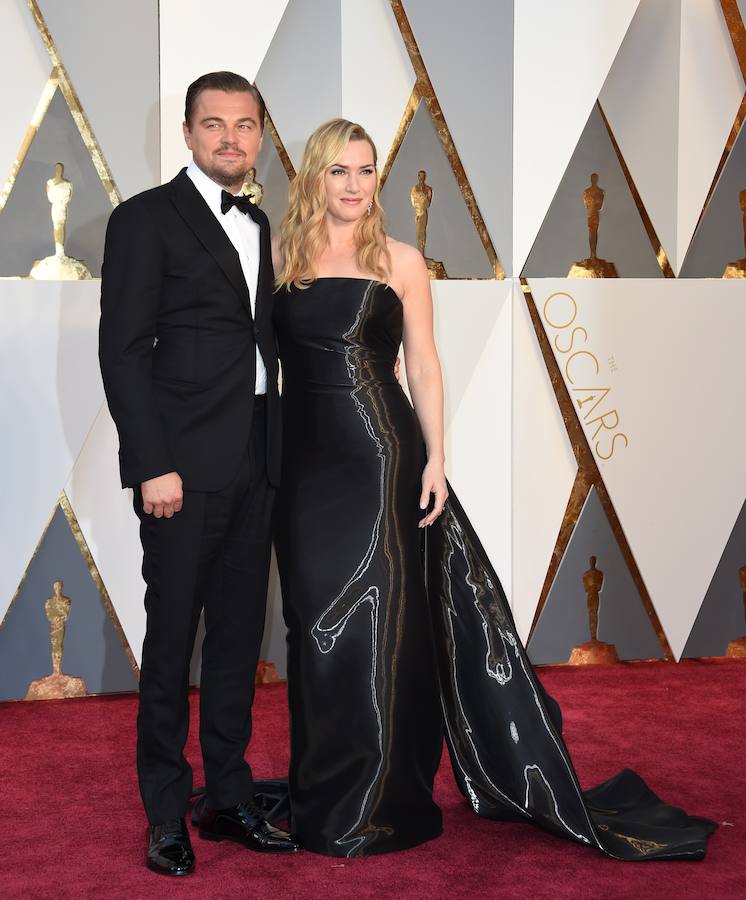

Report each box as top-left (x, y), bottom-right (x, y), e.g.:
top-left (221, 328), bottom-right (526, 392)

top-left (134, 400), bottom-right (274, 824)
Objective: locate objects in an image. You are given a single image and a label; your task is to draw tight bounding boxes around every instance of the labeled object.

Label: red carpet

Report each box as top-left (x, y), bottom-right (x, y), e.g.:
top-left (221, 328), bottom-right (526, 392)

top-left (1, 660), bottom-right (743, 899)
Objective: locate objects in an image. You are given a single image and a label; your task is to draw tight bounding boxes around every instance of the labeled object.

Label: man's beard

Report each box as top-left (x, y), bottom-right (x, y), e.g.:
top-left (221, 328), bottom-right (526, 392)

top-left (206, 153), bottom-right (248, 189)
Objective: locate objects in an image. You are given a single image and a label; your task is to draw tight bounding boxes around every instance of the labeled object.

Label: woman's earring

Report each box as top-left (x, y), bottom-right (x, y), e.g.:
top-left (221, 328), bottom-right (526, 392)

top-left (367, 201), bottom-right (372, 216)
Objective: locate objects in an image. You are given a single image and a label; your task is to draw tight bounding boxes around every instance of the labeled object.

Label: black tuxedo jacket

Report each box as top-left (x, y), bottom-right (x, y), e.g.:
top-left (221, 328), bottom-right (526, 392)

top-left (99, 168), bottom-right (281, 492)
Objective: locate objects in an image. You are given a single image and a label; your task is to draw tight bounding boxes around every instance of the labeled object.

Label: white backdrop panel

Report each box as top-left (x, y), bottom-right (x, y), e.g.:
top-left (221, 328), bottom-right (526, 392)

top-left (38, 0), bottom-right (161, 200)
top-left (254, 0), bottom-right (341, 168)
top-left (341, 0), bottom-right (415, 162)
top-left (0, 0), bottom-right (51, 201)
top-left (513, 0), bottom-right (640, 273)
top-left (0, 280), bottom-right (103, 620)
top-left (530, 278), bottom-right (746, 658)
top-left (433, 280), bottom-right (512, 601)
top-left (677, 0), bottom-right (744, 272)
top-left (512, 283), bottom-right (578, 641)
top-left (599, 0), bottom-right (680, 271)
top-left (64, 406), bottom-right (146, 664)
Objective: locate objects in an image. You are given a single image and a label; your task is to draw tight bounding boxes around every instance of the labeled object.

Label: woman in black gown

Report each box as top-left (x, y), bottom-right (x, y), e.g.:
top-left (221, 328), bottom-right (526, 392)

top-left (271, 119), bottom-right (716, 860)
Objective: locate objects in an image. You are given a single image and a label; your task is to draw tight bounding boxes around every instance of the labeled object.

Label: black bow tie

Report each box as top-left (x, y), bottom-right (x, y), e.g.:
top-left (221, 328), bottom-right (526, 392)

top-left (221, 190), bottom-right (253, 215)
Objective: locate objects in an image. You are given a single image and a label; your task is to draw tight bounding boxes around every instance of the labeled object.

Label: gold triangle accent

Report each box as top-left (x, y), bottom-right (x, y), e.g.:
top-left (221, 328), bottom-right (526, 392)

top-left (58, 491), bottom-right (140, 681)
top-left (521, 279), bottom-right (673, 659)
top-left (263, 101), bottom-right (296, 181)
top-left (25, 0), bottom-right (120, 208)
top-left (529, 469), bottom-right (593, 636)
top-left (520, 100), bottom-right (674, 279)
top-left (389, 0), bottom-right (504, 278)
top-left (380, 85), bottom-right (420, 188)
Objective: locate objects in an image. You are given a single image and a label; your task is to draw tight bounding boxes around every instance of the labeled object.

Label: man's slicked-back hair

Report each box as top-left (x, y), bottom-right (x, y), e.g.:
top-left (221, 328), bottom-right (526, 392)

top-left (184, 71), bottom-right (266, 131)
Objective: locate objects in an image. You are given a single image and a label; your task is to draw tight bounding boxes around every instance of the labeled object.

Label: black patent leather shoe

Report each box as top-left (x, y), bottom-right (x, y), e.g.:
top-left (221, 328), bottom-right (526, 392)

top-left (198, 801), bottom-right (301, 853)
top-left (146, 818), bottom-right (195, 876)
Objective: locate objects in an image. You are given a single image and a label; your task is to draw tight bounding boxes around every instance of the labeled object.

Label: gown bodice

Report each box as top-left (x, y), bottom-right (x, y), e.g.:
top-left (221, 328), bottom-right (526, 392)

top-left (274, 278), bottom-right (402, 389)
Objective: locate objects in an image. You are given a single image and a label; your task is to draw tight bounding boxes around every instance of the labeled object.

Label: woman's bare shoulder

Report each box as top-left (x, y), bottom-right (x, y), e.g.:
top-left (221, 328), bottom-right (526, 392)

top-left (271, 234), bottom-right (284, 271)
top-left (386, 237), bottom-right (428, 292)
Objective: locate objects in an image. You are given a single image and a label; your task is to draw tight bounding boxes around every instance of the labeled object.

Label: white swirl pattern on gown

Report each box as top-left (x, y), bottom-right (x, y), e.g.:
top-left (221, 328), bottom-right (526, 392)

top-left (432, 505), bottom-right (596, 845)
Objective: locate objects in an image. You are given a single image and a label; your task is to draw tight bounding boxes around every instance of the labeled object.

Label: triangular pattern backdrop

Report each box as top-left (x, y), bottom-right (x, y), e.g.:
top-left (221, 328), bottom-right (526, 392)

top-left (37, 0), bottom-right (160, 200)
top-left (528, 487), bottom-right (664, 665)
top-left (0, 89), bottom-right (111, 276)
top-left (683, 498), bottom-right (746, 658)
top-left (1, 0), bottom-right (745, 698)
top-left (381, 101), bottom-right (493, 278)
top-left (0, 504), bottom-right (137, 702)
top-left (522, 103), bottom-right (663, 278)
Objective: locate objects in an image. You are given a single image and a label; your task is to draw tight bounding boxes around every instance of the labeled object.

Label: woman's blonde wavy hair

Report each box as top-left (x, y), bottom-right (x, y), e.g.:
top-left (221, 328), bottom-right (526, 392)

top-left (276, 118), bottom-right (391, 290)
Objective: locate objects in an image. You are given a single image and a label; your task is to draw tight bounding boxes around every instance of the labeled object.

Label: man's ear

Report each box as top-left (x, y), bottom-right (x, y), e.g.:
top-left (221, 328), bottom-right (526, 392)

top-left (183, 121), bottom-right (192, 149)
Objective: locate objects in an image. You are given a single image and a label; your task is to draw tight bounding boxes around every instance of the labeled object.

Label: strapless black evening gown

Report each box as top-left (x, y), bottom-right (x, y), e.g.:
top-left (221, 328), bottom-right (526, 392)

top-left (273, 277), bottom-right (716, 859)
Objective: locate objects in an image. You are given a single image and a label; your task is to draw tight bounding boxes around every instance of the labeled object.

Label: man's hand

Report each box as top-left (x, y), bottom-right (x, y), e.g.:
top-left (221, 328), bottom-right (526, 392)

top-left (394, 356), bottom-right (402, 383)
top-left (141, 472), bottom-right (183, 518)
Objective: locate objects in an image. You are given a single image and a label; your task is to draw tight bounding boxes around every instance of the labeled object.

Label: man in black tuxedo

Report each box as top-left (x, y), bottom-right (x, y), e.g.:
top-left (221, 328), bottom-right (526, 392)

top-left (99, 71), bottom-right (299, 876)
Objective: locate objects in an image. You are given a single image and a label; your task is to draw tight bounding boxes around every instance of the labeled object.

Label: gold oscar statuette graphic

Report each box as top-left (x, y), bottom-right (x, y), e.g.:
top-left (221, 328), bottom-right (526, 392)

top-left (255, 660), bottom-right (281, 684)
top-left (242, 167), bottom-right (264, 206)
top-left (568, 173), bottom-right (619, 278)
top-left (29, 163), bottom-right (92, 280)
top-left (568, 556), bottom-right (620, 665)
top-left (410, 169), bottom-right (447, 279)
top-left (24, 580), bottom-right (88, 700)
top-left (725, 563), bottom-right (746, 657)
top-left (723, 188), bottom-right (746, 278)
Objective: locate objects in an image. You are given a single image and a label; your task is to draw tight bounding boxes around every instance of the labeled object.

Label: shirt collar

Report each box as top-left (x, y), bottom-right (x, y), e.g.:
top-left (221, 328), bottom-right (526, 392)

top-left (186, 161), bottom-right (235, 216)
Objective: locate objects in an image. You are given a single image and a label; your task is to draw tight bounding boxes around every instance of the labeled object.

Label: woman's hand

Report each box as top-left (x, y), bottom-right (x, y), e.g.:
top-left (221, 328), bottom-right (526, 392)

top-left (418, 458), bottom-right (448, 527)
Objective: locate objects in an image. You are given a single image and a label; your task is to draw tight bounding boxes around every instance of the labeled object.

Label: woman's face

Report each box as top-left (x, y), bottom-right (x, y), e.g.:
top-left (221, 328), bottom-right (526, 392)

top-left (323, 138), bottom-right (377, 225)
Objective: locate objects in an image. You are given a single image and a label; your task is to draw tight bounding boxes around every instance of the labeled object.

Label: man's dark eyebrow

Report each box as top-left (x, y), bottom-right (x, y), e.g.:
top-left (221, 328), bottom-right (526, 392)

top-left (199, 115), bottom-right (257, 125)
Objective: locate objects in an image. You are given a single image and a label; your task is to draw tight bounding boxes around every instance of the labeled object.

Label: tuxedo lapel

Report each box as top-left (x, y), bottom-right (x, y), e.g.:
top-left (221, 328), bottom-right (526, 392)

top-left (246, 204), bottom-right (272, 326)
top-left (170, 169), bottom-right (252, 316)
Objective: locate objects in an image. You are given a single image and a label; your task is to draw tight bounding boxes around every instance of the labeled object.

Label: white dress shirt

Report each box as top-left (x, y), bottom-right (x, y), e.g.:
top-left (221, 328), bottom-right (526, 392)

top-left (186, 161), bottom-right (267, 394)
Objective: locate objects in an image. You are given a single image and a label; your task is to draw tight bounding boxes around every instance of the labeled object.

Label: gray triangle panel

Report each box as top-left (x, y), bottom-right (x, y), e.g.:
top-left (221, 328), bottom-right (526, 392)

top-left (380, 100), bottom-right (493, 278)
top-left (522, 104), bottom-right (663, 278)
top-left (38, 0), bottom-right (160, 199)
top-left (679, 121), bottom-right (746, 277)
top-left (528, 486), bottom-right (664, 664)
top-left (682, 498), bottom-right (746, 657)
top-left (255, 0), bottom-right (342, 168)
top-left (0, 89), bottom-right (112, 277)
top-left (402, 0), bottom-right (513, 273)
top-left (0, 506), bottom-right (138, 701)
